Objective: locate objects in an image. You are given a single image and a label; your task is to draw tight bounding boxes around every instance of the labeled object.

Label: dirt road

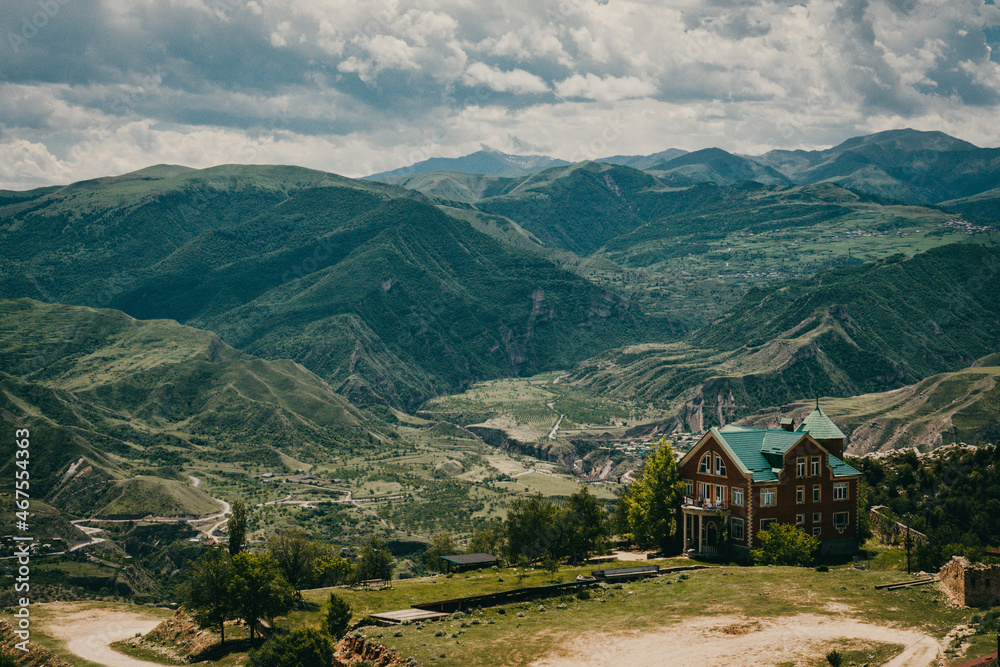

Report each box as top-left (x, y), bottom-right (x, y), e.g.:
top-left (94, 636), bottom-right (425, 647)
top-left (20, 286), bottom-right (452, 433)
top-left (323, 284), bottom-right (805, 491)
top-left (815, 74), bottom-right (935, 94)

top-left (533, 613), bottom-right (941, 667)
top-left (39, 605), bottom-right (167, 667)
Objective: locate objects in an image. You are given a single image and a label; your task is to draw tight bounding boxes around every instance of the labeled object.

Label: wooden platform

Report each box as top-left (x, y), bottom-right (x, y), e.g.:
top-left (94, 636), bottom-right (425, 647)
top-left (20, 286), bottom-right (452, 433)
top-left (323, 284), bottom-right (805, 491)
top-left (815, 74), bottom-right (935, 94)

top-left (370, 609), bottom-right (450, 625)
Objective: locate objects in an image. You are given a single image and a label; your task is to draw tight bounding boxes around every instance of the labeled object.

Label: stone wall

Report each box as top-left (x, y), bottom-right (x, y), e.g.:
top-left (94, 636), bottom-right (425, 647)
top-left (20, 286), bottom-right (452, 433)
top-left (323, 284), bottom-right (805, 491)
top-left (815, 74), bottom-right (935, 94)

top-left (939, 556), bottom-right (1000, 608)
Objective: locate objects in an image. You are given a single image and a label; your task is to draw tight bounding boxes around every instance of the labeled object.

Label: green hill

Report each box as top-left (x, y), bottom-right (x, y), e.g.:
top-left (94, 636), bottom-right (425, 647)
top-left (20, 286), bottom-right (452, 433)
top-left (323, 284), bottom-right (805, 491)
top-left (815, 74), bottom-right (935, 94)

top-left (755, 129), bottom-right (1000, 205)
top-left (737, 358), bottom-right (1000, 453)
top-left (647, 147), bottom-right (792, 185)
top-left (0, 166), bottom-right (653, 409)
top-left (0, 300), bottom-right (377, 499)
top-left (571, 244), bottom-right (1000, 431)
top-left (473, 161), bottom-right (670, 255)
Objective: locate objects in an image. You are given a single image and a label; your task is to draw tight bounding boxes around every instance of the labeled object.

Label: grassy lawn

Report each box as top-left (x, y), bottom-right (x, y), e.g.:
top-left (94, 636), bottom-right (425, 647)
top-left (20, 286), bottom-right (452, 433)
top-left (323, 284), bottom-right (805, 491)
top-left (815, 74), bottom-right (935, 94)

top-left (336, 565), bottom-right (970, 666)
top-left (277, 558), bottom-right (980, 667)
top-left (27, 550), bottom-right (995, 667)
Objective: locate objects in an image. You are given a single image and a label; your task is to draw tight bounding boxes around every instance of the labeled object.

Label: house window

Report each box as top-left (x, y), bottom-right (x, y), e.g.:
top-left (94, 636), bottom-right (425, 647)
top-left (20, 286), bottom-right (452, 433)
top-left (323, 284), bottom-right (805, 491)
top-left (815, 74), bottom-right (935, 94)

top-left (731, 517), bottom-right (745, 541)
top-left (834, 512), bottom-right (849, 530)
top-left (684, 480), bottom-right (694, 497)
top-left (813, 526), bottom-right (821, 537)
top-left (699, 454), bottom-right (711, 474)
top-left (760, 518), bottom-right (777, 531)
top-left (834, 483), bottom-right (848, 500)
top-left (796, 486), bottom-right (805, 504)
top-left (760, 488), bottom-right (776, 506)
top-left (795, 514), bottom-right (805, 525)
top-left (715, 454), bottom-right (727, 476)
top-left (813, 485), bottom-right (821, 502)
top-left (716, 485), bottom-right (726, 504)
top-left (796, 457), bottom-right (806, 477)
top-left (732, 488), bottom-right (744, 506)
top-left (811, 456), bottom-right (821, 476)
top-left (700, 482), bottom-right (712, 500)
top-left (812, 512), bottom-right (821, 524)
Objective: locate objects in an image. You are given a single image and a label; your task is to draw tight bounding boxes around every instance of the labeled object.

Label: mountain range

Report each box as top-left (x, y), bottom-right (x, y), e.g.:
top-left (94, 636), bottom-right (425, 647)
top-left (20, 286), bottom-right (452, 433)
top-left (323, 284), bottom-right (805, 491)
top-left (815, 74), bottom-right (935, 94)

top-left (3, 128), bottom-right (998, 446)
top-left (0, 164), bottom-right (654, 410)
top-left (370, 129), bottom-right (1000, 210)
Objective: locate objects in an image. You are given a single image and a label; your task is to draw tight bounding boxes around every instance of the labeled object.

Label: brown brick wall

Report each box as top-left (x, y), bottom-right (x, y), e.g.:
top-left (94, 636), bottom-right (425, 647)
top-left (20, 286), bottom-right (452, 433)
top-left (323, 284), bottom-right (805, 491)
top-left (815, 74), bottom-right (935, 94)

top-left (681, 434), bottom-right (858, 552)
top-left (680, 436), bottom-right (751, 546)
top-left (748, 439), bottom-right (857, 547)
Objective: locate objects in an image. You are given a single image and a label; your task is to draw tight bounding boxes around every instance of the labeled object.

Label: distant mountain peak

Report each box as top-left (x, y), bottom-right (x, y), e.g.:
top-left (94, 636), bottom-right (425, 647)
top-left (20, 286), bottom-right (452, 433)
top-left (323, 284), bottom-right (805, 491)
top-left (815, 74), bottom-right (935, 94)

top-left (366, 149), bottom-right (569, 180)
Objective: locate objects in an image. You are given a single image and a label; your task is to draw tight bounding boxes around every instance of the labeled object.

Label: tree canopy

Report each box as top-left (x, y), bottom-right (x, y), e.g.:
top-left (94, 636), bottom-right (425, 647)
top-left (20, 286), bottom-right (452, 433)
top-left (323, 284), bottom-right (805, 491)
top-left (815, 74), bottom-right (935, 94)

top-left (181, 547), bottom-right (235, 644)
top-left (354, 536), bottom-right (394, 583)
top-left (618, 436), bottom-right (685, 549)
top-left (230, 552), bottom-right (295, 639)
top-left (752, 523), bottom-right (820, 566)
top-left (323, 592), bottom-right (352, 641)
top-left (228, 498), bottom-right (248, 556)
top-left (268, 528), bottom-right (327, 594)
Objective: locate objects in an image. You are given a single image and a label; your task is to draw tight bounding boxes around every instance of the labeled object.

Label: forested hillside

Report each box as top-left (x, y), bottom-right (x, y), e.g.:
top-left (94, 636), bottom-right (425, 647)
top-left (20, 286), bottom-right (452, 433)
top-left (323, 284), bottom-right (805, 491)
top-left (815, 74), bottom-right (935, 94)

top-left (0, 166), bottom-right (655, 409)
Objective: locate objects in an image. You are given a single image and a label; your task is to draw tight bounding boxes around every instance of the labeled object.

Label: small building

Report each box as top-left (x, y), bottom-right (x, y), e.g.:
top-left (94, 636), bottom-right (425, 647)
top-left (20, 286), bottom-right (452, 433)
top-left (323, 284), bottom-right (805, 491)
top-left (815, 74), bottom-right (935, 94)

top-left (440, 553), bottom-right (497, 572)
top-left (678, 406), bottom-right (862, 562)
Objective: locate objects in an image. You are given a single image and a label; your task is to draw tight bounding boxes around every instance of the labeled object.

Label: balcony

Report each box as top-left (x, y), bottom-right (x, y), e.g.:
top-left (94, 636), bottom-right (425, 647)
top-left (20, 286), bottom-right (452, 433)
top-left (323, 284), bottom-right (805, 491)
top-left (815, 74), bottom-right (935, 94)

top-left (682, 496), bottom-right (729, 512)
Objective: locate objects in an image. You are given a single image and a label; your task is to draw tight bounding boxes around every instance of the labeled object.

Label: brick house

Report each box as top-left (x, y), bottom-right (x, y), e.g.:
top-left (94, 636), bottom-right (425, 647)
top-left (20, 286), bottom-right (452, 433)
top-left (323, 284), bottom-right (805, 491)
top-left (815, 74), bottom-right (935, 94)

top-left (677, 407), bottom-right (862, 562)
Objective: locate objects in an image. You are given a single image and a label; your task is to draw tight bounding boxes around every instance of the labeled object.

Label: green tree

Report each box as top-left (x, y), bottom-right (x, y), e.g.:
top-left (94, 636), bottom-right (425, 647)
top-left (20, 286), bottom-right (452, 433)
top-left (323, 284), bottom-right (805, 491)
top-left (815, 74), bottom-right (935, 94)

top-left (228, 498), bottom-right (248, 556)
top-left (423, 532), bottom-right (457, 572)
top-left (314, 554), bottom-right (354, 587)
top-left (323, 592), bottom-right (352, 641)
top-left (267, 528), bottom-right (326, 595)
top-left (180, 547), bottom-right (235, 645)
top-left (467, 522), bottom-right (504, 558)
top-left (504, 493), bottom-right (560, 564)
top-left (542, 553), bottom-right (560, 581)
top-left (752, 523), bottom-right (820, 566)
top-left (563, 487), bottom-right (609, 562)
top-left (855, 480), bottom-right (874, 546)
top-left (230, 552), bottom-right (295, 639)
top-left (354, 537), bottom-right (393, 583)
top-left (619, 437), bottom-right (685, 550)
top-left (247, 627), bottom-right (334, 667)
top-left (0, 652), bottom-right (18, 667)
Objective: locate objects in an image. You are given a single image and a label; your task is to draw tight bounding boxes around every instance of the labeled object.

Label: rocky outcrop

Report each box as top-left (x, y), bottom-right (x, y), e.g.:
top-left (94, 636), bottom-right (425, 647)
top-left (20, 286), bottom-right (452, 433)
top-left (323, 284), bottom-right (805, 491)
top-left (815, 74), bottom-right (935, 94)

top-left (336, 631), bottom-right (411, 666)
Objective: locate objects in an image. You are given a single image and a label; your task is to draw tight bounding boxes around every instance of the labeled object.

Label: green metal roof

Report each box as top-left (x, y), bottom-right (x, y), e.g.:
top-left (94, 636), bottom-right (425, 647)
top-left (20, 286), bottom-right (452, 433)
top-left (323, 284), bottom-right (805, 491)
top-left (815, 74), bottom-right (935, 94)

top-left (796, 407), bottom-right (846, 441)
top-left (713, 425), bottom-right (860, 481)
top-left (713, 427), bottom-right (805, 482)
top-left (827, 453), bottom-right (861, 478)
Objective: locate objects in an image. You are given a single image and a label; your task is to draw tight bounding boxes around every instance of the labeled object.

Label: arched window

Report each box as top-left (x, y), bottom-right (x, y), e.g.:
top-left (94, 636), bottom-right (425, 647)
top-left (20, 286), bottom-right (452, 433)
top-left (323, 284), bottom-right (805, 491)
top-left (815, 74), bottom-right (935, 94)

top-left (715, 454), bottom-right (727, 476)
top-left (699, 453), bottom-right (711, 474)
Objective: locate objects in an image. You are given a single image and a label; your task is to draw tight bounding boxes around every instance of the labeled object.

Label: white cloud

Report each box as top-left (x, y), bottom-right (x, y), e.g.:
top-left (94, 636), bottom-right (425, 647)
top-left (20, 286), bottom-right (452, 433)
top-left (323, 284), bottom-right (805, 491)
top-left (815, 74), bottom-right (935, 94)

top-left (462, 63), bottom-right (550, 94)
top-left (2, 0), bottom-right (1000, 188)
top-left (555, 74), bottom-right (657, 101)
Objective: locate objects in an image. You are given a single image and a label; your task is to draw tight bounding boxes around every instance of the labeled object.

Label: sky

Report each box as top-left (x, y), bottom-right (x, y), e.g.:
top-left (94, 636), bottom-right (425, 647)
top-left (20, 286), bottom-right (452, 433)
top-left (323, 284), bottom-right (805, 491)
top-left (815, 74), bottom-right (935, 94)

top-left (2, 0), bottom-right (1000, 189)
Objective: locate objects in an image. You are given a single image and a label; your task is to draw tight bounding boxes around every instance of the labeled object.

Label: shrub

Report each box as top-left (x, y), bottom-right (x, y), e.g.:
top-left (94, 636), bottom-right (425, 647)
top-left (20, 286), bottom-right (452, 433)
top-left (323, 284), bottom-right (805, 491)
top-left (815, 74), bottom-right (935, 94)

top-left (323, 592), bottom-right (352, 640)
top-left (752, 523), bottom-right (820, 567)
top-left (826, 649), bottom-right (843, 667)
top-left (247, 628), bottom-right (334, 667)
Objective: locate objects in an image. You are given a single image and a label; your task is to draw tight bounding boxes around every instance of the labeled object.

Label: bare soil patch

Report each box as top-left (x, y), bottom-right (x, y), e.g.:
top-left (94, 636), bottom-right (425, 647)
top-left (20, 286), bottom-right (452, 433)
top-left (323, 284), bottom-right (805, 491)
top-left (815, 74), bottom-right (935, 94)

top-left (532, 613), bottom-right (940, 667)
top-left (36, 603), bottom-right (166, 667)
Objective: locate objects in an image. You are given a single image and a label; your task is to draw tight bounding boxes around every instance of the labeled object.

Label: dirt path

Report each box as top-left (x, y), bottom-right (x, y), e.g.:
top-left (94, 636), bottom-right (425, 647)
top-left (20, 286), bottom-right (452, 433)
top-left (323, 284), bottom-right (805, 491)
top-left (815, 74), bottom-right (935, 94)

top-left (532, 613), bottom-right (940, 667)
top-left (39, 606), bottom-right (166, 667)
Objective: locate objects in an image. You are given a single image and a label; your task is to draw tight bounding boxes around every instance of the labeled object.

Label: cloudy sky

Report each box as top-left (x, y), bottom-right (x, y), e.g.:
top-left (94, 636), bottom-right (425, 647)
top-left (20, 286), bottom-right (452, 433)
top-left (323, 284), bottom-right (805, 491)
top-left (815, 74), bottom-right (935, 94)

top-left (2, 0), bottom-right (1000, 189)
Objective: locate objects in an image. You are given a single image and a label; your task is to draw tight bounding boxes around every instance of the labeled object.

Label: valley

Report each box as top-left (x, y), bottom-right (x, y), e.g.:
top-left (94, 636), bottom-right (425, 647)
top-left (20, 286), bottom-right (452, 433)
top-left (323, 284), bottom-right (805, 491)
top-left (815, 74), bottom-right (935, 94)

top-left (2, 128), bottom-right (1000, 666)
